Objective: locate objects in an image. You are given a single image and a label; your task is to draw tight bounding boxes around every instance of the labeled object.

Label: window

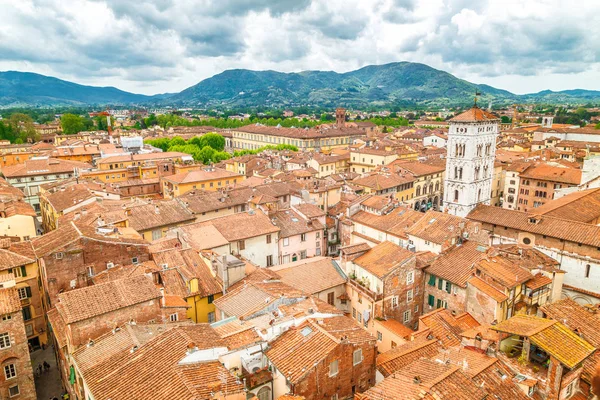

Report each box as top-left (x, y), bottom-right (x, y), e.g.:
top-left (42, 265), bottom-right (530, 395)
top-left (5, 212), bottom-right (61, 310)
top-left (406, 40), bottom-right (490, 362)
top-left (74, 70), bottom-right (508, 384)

top-left (0, 332), bottom-right (10, 349)
top-left (25, 324), bottom-right (33, 337)
top-left (4, 364), bottom-right (16, 379)
top-left (11, 266), bottom-right (26, 278)
top-left (327, 292), bottom-right (335, 306)
top-left (132, 257), bottom-right (139, 265)
top-left (8, 385), bottom-right (19, 397)
top-left (414, 304), bottom-right (419, 314)
top-left (1, 315), bottom-right (11, 321)
top-left (266, 234), bottom-right (271, 244)
top-left (406, 271), bottom-right (414, 284)
top-left (266, 255), bottom-right (273, 267)
top-left (238, 240), bottom-right (245, 250)
top-left (377, 331), bottom-right (382, 341)
top-left (445, 281), bottom-right (452, 294)
top-left (207, 312), bottom-right (216, 323)
top-left (353, 349), bottom-right (363, 365)
top-left (208, 294), bottom-right (215, 304)
top-left (300, 250), bottom-right (307, 259)
top-left (407, 289), bottom-right (414, 302)
top-left (403, 310), bottom-right (411, 323)
top-left (428, 274), bottom-right (436, 286)
top-left (352, 307), bottom-right (356, 319)
top-left (300, 233), bottom-right (306, 242)
top-left (438, 278), bottom-right (443, 290)
top-left (152, 229), bottom-right (162, 241)
top-left (22, 306), bottom-right (32, 321)
top-left (169, 313), bottom-right (178, 322)
top-left (357, 312), bottom-right (362, 323)
top-left (329, 360), bottom-right (339, 377)
top-left (391, 296), bottom-right (398, 308)
top-left (586, 264), bottom-right (591, 278)
top-left (17, 287), bottom-right (31, 300)
top-left (522, 237), bottom-right (531, 245)
top-left (428, 295), bottom-right (435, 307)
top-left (391, 341), bottom-right (397, 349)
top-left (283, 238), bottom-right (289, 247)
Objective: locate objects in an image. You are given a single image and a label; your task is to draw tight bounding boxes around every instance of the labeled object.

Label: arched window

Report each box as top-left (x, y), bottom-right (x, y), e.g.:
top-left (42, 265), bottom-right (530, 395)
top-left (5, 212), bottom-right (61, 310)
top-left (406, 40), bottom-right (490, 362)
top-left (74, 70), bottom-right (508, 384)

top-left (454, 167), bottom-right (458, 179)
top-left (435, 182), bottom-right (439, 192)
top-left (459, 168), bottom-right (463, 179)
top-left (416, 186), bottom-right (421, 197)
top-left (477, 189), bottom-right (481, 202)
top-left (454, 190), bottom-right (459, 202)
top-left (257, 386), bottom-right (272, 400)
top-left (429, 184), bottom-right (434, 194)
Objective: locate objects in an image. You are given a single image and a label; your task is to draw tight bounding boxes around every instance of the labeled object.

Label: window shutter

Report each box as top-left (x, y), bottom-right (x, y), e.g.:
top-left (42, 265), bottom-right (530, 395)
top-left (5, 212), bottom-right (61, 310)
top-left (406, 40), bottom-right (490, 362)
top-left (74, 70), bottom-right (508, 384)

top-left (25, 287), bottom-right (32, 298)
top-left (21, 266), bottom-right (27, 277)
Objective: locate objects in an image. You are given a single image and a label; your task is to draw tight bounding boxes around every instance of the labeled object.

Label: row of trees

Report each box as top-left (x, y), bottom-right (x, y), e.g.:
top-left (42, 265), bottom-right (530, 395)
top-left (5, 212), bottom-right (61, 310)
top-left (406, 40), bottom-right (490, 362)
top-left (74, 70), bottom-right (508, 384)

top-left (232, 144), bottom-right (298, 157)
top-left (144, 134), bottom-right (230, 164)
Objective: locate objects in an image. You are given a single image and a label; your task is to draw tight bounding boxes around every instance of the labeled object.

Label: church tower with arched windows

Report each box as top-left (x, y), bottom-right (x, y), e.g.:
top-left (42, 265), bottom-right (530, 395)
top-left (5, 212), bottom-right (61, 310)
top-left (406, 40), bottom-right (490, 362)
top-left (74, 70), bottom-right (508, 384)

top-left (443, 106), bottom-right (500, 217)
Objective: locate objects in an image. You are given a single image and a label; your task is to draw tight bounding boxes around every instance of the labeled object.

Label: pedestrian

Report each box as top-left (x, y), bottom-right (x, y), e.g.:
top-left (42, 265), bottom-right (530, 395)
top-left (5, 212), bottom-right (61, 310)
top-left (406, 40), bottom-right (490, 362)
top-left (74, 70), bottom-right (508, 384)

top-left (35, 364), bottom-right (42, 377)
top-left (43, 361), bottom-right (50, 373)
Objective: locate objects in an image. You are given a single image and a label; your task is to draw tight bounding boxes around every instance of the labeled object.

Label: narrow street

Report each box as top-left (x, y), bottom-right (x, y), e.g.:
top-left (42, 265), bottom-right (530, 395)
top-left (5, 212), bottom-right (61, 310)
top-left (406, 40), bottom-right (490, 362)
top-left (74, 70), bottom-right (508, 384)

top-left (30, 346), bottom-right (64, 399)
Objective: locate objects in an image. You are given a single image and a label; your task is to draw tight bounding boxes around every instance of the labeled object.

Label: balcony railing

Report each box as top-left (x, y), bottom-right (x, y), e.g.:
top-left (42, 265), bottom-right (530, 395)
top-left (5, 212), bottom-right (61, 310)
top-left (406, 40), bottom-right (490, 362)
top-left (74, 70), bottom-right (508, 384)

top-left (348, 277), bottom-right (384, 302)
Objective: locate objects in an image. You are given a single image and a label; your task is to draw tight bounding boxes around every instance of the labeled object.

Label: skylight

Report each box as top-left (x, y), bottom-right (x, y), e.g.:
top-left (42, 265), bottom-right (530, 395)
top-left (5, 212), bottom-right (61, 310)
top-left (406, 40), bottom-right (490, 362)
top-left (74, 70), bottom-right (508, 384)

top-left (300, 327), bottom-right (313, 337)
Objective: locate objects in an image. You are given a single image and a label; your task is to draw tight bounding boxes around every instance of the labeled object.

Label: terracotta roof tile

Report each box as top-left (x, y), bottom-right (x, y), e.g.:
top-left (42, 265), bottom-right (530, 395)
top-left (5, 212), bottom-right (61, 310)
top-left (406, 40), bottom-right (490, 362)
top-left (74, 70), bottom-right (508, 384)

top-left (449, 107), bottom-right (500, 122)
top-left (467, 276), bottom-right (508, 302)
top-left (467, 205), bottom-right (600, 247)
top-left (533, 187), bottom-right (600, 223)
top-left (354, 241), bottom-right (415, 279)
top-left (376, 337), bottom-right (440, 377)
top-left (266, 316), bottom-right (374, 384)
top-left (2, 158), bottom-right (92, 178)
top-left (0, 287), bottom-right (21, 315)
top-left (56, 275), bottom-right (161, 323)
top-left (186, 210), bottom-right (280, 242)
top-left (425, 241), bottom-right (489, 287)
top-left (352, 207), bottom-right (423, 240)
top-left (271, 257), bottom-right (346, 294)
top-left (163, 167), bottom-right (243, 184)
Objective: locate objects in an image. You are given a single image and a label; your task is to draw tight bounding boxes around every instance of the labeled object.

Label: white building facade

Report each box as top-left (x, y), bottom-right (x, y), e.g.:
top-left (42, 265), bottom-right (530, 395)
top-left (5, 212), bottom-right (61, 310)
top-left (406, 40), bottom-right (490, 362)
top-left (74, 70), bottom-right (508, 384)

top-left (444, 107), bottom-right (500, 217)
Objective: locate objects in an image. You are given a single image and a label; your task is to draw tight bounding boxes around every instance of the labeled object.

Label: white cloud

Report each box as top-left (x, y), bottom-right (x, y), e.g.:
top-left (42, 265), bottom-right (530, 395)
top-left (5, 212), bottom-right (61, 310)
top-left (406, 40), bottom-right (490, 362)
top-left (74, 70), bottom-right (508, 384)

top-left (0, 0), bottom-right (598, 95)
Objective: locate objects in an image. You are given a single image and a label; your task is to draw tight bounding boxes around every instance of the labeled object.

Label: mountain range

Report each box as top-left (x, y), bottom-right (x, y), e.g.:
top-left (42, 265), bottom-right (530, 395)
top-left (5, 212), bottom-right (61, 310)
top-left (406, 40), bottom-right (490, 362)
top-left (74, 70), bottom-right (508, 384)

top-left (1, 62), bottom-right (600, 108)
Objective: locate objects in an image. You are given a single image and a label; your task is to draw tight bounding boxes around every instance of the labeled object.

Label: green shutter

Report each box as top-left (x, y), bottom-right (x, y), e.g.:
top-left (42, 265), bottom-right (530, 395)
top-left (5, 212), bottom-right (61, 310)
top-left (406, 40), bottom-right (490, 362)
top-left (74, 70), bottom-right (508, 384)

top-left (428, 295), bottom-right (435, 307)
top-left (437, 278), bottom-right (443, 290)
top-left (69, 366), bottom-right (76, 385)
top-left (428, 274), bottom-right (436, 286)
top-left (437, 299), bottom-right (443, 309)
top-left (20, 266), bottom-right (27, 277)
top-left (25, 286), bottom-right (32, 298)
top-left (446, 282), bottom-right (452, 294)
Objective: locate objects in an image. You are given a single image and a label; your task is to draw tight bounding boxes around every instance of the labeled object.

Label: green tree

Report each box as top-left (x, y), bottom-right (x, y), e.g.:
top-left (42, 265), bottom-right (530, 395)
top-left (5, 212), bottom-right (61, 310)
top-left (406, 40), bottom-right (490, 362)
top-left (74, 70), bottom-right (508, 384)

top-left (199, 146), bottom-right (215, 164)
top-left (9, 113), bottom-right (37, 142)
top-left (60, 113), bottom-right (86, 135)
top-left (202, 133), bottom-right (225, 151)
top-left (501, 116), bottom-right (512, 124)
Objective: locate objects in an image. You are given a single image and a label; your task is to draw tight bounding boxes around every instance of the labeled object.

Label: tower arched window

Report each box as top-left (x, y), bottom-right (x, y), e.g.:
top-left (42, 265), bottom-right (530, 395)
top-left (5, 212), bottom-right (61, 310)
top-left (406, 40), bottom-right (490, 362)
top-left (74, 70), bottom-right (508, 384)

top-left (459, 167), bottom-right (463, 179)
top-left (454, 190), bottom-right (459, 202)
top-left (477, 189), bottom-right (482, 202)
top-left (454, 167), bottom-right (458, 179)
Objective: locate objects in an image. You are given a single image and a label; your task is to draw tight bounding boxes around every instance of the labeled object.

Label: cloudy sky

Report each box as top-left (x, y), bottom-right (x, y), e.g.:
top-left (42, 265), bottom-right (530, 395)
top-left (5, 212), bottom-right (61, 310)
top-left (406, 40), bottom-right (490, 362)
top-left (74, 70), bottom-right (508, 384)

top-left (1, 0), bottom-right (599, 95)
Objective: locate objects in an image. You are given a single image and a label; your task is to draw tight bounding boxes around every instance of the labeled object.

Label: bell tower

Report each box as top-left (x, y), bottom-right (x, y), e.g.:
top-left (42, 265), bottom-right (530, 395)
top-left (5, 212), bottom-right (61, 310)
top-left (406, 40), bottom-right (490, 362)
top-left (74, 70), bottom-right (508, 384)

top-left (444, 105), bottom-right (500, 217)
top-left (335, 107), bottom-right (346, 128)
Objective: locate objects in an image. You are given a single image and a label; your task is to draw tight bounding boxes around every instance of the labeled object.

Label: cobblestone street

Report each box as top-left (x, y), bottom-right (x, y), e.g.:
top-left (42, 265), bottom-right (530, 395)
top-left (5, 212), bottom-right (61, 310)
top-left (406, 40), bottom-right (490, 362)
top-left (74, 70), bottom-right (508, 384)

top-left (31, 346), bottom-right (64, 400)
